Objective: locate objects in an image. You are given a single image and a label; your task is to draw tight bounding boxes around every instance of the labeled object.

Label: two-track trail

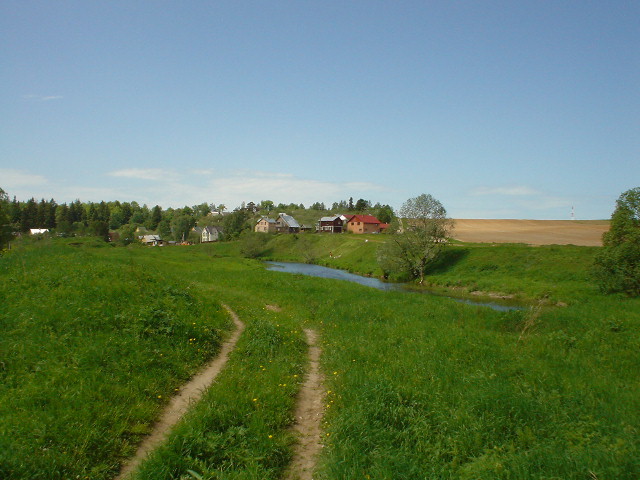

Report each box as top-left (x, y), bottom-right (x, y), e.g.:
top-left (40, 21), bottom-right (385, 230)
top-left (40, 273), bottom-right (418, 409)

top-left (115, 304), bottom-right (244, 480)
top-left (284, 328), bottom-right (326, 480)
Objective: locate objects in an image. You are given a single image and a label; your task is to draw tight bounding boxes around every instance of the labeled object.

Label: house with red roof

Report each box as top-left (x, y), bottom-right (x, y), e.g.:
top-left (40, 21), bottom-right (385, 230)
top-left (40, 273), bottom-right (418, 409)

top-left (345, 215), bottom-right (385, 234)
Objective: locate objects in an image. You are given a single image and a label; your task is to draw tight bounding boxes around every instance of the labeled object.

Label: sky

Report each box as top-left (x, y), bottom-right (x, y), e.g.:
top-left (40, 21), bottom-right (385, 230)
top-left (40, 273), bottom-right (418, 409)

top-left (1, 1), bottom-right (638, 219)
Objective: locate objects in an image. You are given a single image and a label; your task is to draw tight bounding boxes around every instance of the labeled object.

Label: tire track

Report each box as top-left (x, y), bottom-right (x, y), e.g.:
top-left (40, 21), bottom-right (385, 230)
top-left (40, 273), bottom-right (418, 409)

top-left (284, 329), bottom-right (325, 480)
top-left (115, 304), bottom-right (244, 479)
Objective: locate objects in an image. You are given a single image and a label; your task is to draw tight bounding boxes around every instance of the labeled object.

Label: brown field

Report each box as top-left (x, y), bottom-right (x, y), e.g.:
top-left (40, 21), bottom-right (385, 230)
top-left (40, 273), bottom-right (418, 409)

top-left (452, 219), bottom-right (610, 246)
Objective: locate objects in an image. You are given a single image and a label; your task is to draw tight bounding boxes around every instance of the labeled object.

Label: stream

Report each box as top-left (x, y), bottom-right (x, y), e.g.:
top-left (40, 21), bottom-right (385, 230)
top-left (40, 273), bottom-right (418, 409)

top-left (266, 262), bottom-right (521, 312)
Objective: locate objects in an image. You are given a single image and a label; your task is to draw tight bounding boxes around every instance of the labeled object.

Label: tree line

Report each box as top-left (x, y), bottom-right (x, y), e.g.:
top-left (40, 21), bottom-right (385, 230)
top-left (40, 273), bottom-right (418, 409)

top-left (0, 188), bottom-right (394, 245)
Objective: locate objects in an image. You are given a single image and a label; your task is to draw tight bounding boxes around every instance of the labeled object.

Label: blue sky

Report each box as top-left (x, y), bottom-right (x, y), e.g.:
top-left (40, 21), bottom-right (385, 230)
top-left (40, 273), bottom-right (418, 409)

top-left (1, 1), bottom-right (638, 219)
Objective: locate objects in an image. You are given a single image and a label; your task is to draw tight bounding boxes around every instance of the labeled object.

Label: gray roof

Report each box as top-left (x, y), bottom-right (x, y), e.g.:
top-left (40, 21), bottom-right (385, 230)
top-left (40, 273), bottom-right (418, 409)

top-left (320, 216), bottom-right (342, 222)
top-left (257, 216), bottom-right (276, 224)
top-left (279, 214), bottom-right (300, 228)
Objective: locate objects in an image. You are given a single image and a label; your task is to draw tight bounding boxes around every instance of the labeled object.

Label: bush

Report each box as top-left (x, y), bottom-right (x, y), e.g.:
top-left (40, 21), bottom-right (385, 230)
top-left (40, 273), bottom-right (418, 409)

top-left (594, 187), bottom-right (640, 296)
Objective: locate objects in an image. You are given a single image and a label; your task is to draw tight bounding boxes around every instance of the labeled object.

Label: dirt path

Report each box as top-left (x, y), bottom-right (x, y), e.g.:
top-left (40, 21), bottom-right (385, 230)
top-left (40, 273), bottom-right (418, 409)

top-left (115, 304), bottom-right (244, 480)
top-left (284, 329), bottom-right (326, 480)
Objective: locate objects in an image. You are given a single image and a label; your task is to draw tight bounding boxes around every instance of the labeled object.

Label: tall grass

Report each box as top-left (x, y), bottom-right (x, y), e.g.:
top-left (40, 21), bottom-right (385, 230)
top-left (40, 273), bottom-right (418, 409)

top-left (0, 240), bottom-right (231, 479)
top-left (2, 238), bottom-right (638, 479)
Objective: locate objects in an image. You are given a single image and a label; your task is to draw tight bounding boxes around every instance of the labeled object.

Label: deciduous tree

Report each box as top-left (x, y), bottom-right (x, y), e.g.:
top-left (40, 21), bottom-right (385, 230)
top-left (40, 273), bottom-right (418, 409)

top-left (377, 194), bottom-right (453, 284)
top-left (593, 187), bottom-right (640, 296)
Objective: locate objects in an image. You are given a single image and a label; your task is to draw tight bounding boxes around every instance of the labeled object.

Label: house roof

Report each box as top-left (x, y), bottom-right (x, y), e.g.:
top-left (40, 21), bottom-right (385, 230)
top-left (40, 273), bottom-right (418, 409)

top-left (320, 216), bottom-right (342, 222)
top-left (347, 215), bottom-right (382, 224)
top-left (203, 226), bottom-right (223, 233)
top-left (278, 214), bottom-right (300, 228)
top-left (257, 216), bottom-right (276, 224)
top-left (141, 235), bottom-right (161, 242)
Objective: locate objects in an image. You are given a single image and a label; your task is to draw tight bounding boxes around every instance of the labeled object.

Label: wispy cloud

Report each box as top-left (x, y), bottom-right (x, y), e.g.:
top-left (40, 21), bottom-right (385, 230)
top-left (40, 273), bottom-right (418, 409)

top-left (462, 184), bottom-right (573, 219)
top-left (471, 185), bottom-right (541, 196)
top-left (0, 169), bottom-right (49, 187)
top-left (22, 94), bottom-right (63, 102)
top-left (108, 168), bottom-right (175, 181)
top-left (103, 168), bottom-right (390, 209)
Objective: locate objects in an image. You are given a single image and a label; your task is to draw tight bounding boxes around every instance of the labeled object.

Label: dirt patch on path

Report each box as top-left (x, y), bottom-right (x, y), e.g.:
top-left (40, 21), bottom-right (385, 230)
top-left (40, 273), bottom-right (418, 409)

top-left (452, 219), bottom-right (609, 246)
top-left (284, 329), bottom-right (325, 480)
top-left (115, 304), bottom-right (244, 480)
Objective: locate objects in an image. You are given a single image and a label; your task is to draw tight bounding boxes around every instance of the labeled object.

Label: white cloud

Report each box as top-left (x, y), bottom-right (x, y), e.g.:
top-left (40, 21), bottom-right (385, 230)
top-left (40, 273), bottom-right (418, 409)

top-left (0, 169), bottom-right (49, 187)
top-left (471, 185), bottom-right (541, 196)
top-left (108, 168), bottom-right (176, 181)
top-left (22, 94), bottom-right (63, 102)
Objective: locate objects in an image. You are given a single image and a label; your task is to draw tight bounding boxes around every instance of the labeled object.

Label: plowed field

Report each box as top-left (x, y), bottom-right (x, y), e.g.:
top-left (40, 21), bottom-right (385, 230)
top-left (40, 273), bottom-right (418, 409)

top-left (452, 219), bottom-right (609, 246)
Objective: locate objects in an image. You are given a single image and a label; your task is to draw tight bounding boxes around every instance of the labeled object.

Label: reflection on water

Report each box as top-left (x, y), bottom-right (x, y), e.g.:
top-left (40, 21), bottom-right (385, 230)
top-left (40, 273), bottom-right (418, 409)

top-left (265, 261), bottom-right (521, 312)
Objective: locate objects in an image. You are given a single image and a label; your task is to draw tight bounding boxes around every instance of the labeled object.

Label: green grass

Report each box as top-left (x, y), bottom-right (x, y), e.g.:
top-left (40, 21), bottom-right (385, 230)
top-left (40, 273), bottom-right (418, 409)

top-left (1, 237), bottom-right (638, 479)
top-left (0, 240), bottom-right (231, 479)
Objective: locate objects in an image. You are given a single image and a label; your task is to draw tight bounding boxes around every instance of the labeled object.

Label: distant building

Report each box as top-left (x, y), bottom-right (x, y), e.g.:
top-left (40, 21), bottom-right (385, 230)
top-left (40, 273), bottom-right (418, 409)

top-left (345, 215), bottom-right (384, 234)
top-left (317, 216), bottom-right (344, 233)
top-left (275, 213), bottom-right (300, 233)
top-left (202, 226), bottom-right (223, 243)
top-left (29, 228), bottom-right (49, 235)
top-left (140, 234), bottom-right (162, 246)
top-left (255, 216), bottom-right (277, 233)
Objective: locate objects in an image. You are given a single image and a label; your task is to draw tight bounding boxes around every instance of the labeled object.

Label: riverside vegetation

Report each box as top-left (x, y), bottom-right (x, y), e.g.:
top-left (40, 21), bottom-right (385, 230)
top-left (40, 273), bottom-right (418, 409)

top-left (0, 234), bottom-right (638, 479)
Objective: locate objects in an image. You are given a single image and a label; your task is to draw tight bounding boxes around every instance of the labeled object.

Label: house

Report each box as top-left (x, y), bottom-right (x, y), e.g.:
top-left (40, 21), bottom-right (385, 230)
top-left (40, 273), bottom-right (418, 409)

top-left (140, 234), bottom-right (162, 246)
top-left (345, 215), bottom-right (384, 234)
top-left (29, 228), bottom-right (49, 235)
top-left (255, 216), bottom-right (277, 233)
top-left (202, 226), bottom-right (223, 243)
top-left (300, 224), bottom-right (314, 232)
top-left (275, 213), bottom-right (300, 233)
top-left (317, 216), bottom-right (344, 233)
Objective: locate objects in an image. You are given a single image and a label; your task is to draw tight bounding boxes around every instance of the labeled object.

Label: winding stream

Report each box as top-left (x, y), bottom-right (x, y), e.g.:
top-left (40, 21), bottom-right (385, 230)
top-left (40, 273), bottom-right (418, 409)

top-left (266, 261), bottom-right (521, 312)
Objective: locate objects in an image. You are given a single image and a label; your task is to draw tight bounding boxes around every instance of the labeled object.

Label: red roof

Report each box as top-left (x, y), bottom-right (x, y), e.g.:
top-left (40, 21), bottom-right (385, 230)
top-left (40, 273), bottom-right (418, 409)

top-left (348, 215), bottom-right (382, 224)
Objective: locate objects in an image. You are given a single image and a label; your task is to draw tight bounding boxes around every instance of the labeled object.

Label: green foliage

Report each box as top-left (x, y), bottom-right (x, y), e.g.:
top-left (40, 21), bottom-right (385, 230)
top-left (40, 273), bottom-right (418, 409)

top-left (594, 187), bottom-right (640, 296)
top-left (239, 232), bottom-right (269, 258)
top-left (222, 209), bottom-right (251, 240)
top-left (376, 204), bottom-right (394, 224)
top-left (0, 188), bottom-right (13, 249)
top-left (0, 242), bottom-right (231, 479)
top-left (378, 193), bottom-right (453, 283)
top-left (171, 214), bottom-right (196, 242)
top-left (3, 233), bottom-right (639, 479)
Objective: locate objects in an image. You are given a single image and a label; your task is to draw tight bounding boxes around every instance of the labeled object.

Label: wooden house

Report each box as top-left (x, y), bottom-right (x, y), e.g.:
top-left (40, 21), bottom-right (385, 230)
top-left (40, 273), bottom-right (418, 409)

top-left (317, 216), bottom-right (344, 233)
top-left (275, 213), bottom-right (300, 233)
top-left (345, 215), bottom-right (384, 234)
top-left (255, 216), bottom-right (277, 233)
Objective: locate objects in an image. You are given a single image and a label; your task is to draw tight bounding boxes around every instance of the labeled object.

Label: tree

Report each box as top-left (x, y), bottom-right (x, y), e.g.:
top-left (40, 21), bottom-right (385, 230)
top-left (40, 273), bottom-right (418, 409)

top-left (171, 215), bottom-right (195, 242)
top-left (222, 210), bottom-right (251, 240)
top-left (593, 187), bottom-right (640, 296)
top-left (354, 198), bottom-right (369, 212)
top-left (377, 194), bottom-right (453, 284)
top-left (148, 205), bottom-right (163, 230)
top-left (0, 188), bottom-right (13, 249)
top-left (260, 200), bottom-right (274, 213)
top-left (376, 204), bottom-right (394, 224)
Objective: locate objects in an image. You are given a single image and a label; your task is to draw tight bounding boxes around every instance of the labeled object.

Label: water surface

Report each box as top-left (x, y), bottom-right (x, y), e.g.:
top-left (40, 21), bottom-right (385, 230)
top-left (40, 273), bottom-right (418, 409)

top-left (266, 261), bottom-right (521, 312)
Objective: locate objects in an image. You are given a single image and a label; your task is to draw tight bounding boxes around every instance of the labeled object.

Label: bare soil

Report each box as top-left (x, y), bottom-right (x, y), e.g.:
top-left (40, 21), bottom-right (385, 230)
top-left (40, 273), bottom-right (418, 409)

top-left (284, 329), bottom-right (325, 480)
top-left (452, 219), bottom-right (609, 246)
top-left (115, 304), bottom-right (245, 480)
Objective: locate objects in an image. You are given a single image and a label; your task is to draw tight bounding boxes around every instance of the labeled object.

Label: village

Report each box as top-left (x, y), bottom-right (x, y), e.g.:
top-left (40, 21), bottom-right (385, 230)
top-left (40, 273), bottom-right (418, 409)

top-left (139, 212), bottom-right (390, 246)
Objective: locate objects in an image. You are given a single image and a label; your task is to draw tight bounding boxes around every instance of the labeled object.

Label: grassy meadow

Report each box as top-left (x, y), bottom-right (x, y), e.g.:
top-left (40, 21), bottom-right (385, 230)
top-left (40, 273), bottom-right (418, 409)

top-left (0, 234), bottom-right (638, 478)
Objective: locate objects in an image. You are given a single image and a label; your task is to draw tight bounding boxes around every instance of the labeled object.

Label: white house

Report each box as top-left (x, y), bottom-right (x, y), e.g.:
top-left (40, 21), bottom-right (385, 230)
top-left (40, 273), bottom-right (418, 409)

top-left (202, 226), bottom-right (223, 243)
